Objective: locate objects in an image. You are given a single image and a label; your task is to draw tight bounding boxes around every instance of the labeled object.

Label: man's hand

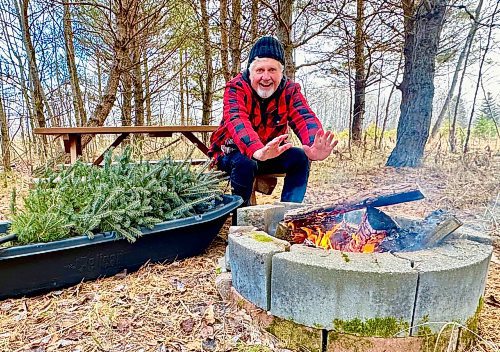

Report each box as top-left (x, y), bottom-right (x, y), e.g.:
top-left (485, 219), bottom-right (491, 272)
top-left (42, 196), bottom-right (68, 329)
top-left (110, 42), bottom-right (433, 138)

top-left (303, 130), bottom-right (338, 161)
top-left (252, 134), bottom-right (292, 161)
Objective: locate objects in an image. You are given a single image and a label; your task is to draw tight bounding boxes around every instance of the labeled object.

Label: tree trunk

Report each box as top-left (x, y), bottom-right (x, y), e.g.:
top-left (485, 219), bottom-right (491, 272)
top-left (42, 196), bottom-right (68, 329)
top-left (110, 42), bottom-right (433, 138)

top-left (97, 48), bottom-right (103, 100)
top-left (230, 0), bottom-right (242, 78)
top-left (276, 0), bottom-right (294, 80)
top-left (184, 51), bottom-right (190, 123)
top-left (17, 0), bottom-right (45, 128)
top-left (179, 49), bottom-right (185, 125)
top-left (86, 0), bottom-right (129, 131)
top-left (121, 69), bottom-right (132, 126)
top-left (351, 0), bottom-right (365, 142)
top-left (63, 0), bottom-right (87, 126)
top-left (250, 0), bottom-right (259, 41)
top-left (200, 0), bottom-right (213, 125)
top-left (386, 0), bottom-right (447, 167)
top-left (431, 0), bottom-right (483, 139)
top-left (220, 0), bottom-right (231, 82)
top-left (0, 94), bottom-right (11, 172)
top-left (143, 50), bottom-right (152, 125)
top-left (132, 43), bottom-right (144, 126)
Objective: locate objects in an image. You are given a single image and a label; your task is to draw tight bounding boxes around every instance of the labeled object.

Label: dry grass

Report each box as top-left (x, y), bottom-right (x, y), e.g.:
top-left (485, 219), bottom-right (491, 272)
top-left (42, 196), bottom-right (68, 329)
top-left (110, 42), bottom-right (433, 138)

top-left (0, 139), bottom-right (498, 352)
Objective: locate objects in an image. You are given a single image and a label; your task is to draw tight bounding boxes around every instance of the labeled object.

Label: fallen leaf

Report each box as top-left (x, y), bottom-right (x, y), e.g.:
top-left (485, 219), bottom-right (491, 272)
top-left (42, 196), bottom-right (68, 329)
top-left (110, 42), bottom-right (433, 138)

top-left (0, 302), bottom-right (12, 311)
top-left (486, 295), bottom-right (500, 308)
top-left (181, 318), bottom-right (194, 333)
top-left (57, 339), bottom-right (76, 347)
top-left (176, 280), bottom-right (186, 292)
top-left (204, 305), bottom-right (216, 325)
top-left (199, 325), bottom-right (214, 339)
top-left (202, 338), bottom-right (217, 351)
top-left (113, 284), bottom-right (126, 292)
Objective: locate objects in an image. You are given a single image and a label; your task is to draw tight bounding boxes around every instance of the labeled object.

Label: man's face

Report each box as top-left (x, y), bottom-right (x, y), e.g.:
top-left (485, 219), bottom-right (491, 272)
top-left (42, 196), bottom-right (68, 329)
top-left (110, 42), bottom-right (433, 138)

top-left (249, 58), bottom-right (283, 99)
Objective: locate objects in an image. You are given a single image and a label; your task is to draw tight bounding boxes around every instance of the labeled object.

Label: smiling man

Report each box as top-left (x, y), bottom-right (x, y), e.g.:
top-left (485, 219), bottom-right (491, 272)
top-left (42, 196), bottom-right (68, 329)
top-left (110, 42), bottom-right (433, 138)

top-left (208, 36), bottom-right (337, 207)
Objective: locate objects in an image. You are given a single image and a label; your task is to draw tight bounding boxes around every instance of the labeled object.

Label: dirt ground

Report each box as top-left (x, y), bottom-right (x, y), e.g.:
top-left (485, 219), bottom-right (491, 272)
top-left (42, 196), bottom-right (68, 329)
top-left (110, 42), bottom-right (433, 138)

top-left (0, 149), bottom-right (498, 352)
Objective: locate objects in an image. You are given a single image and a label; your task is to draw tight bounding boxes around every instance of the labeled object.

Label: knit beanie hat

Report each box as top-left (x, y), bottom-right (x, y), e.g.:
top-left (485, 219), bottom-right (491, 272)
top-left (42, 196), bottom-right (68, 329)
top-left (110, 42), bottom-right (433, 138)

top-left (247, 36), bottom-right (285, 68)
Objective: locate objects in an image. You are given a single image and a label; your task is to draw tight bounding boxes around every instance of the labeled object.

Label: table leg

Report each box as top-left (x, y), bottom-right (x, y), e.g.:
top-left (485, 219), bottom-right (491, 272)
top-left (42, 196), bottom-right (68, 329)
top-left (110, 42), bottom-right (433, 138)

top-left (182, 132), bottom-right (209, 156)
top-left (63, 134), bottom-right (82, 163)
top-left (93, 133), bottom-right (130, 165)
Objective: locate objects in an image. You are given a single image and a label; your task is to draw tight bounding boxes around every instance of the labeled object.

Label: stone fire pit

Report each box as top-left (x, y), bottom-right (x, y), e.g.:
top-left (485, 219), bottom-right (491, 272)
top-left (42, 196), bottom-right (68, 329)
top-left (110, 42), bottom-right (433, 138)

top-left (217, 203), bottom-right (493, 352)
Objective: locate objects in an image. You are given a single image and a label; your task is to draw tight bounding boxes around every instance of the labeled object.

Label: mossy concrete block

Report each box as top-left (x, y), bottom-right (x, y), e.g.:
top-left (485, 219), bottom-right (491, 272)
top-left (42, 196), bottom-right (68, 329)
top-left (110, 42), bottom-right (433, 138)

top-left (267, 317), bottom-right (323, 352)
top-left (270, 245), bottom-right (417, 331)
top-left (236, 204), bottom-right (285, 234)
top-left (228, 231), bottom-right (288, 310)
top-left (396, 238), bottom-right (492, 334)
top-left (448, 226), bottom-right (493, 245)
top-left (327, 332), bottom-right (423, 352)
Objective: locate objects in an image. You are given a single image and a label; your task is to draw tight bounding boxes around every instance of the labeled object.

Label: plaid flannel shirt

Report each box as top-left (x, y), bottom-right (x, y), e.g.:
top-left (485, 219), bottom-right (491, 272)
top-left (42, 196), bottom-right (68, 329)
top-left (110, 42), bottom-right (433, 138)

top-left (208, 71), bottom-right (322, 164)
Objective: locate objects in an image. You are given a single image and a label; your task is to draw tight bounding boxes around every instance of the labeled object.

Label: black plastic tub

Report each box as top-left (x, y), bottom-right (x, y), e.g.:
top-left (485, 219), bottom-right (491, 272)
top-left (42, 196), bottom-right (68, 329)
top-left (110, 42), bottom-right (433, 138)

top-left (0, 195), bottom-right (242, 300)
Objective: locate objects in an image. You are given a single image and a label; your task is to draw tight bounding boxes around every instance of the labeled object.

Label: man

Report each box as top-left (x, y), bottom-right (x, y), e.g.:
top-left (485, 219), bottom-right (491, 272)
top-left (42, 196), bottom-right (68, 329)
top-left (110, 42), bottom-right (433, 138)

top-left (208, 36), bottom-right (337, 206)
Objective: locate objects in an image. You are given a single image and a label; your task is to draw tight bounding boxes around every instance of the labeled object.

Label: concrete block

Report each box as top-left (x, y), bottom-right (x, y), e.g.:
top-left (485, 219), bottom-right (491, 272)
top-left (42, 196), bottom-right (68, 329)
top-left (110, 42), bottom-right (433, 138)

top-left (228, 231), bottom-right (288, 310)
top-left (271, 245), bottom-right (418, 331)
top-left (448, 226), bottom-right (493, 245)
top-left (225, 246), bottom-right (231, 272)
top-left (396, 238), bottom-right (492, 334)
top-left (229, 225), bottom-right (257, 234)
top-left (236, 204), bottom-right (285, 234)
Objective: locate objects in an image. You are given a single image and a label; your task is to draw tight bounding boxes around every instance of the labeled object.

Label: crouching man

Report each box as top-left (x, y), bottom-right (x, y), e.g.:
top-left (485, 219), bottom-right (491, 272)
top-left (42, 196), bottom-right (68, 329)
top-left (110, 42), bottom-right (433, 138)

top-left (208, 36), bottom-right (337, 206)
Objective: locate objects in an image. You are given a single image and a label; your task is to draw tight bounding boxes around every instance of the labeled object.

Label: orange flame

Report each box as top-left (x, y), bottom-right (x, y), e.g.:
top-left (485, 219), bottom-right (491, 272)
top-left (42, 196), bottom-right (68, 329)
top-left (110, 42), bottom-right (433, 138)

top-left (289, 214), bottom-right (387, 253)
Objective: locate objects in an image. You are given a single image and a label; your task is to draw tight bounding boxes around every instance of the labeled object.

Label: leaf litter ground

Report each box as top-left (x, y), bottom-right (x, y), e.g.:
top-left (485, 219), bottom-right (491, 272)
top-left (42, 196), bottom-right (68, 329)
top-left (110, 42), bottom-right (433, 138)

top-left (0, 148), bottom-right (498, 352)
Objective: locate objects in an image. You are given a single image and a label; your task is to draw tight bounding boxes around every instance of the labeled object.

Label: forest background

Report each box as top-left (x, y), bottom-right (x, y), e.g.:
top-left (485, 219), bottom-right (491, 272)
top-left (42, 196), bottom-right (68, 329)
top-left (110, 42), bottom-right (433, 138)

top-left (0, 0), bottom-right (499, 351)
top-left (0, 0), bottom-right (498, 170)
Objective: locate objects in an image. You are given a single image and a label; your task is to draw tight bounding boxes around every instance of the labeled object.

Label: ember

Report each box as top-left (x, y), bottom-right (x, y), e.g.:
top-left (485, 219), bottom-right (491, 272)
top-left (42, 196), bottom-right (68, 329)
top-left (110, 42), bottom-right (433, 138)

top-left (281, 184), bottom-right (462, 253)
top-left (290, 207), bottom-right (396, 253)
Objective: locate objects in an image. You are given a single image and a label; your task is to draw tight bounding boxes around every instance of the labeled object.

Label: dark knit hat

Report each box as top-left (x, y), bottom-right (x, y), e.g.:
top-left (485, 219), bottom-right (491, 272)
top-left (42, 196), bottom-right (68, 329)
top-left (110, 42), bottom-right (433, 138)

top-left (247, 36), bottom-right (285, 68)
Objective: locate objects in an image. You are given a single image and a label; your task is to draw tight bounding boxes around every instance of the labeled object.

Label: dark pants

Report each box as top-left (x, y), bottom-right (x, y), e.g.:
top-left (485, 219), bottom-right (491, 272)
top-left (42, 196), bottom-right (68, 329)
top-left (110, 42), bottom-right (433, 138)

top-left (217, 147), bottom-right (310, 206)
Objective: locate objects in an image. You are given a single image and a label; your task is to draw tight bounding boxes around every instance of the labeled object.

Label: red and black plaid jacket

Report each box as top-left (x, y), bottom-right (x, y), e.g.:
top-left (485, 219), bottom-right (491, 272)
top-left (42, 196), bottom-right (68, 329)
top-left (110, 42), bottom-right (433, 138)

top-left (208, 71), bottom-right (322, 164)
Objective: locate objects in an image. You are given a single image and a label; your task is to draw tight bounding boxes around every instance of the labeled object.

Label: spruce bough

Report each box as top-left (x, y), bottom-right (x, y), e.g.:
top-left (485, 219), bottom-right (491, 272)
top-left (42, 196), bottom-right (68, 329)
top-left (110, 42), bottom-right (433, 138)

top-left (10, 148), bottom-right (225, 245)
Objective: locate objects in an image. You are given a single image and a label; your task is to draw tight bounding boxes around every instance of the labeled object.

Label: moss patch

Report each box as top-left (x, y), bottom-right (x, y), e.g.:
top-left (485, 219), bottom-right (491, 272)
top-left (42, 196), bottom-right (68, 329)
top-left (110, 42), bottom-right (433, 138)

top-left (341, 252), bottom-right (350, 263)
top-left (266, 317), bottom-right (322, 352)
top-left (332, 317), bottom-right (410, 338)
top-left (251, 231), bottom-right (273, 243)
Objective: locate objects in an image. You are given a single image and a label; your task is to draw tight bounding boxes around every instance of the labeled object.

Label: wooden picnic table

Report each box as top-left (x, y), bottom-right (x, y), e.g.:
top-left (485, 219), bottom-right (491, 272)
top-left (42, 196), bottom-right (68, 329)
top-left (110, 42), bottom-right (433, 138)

top-left (34, 126), bottom-right (218, 165)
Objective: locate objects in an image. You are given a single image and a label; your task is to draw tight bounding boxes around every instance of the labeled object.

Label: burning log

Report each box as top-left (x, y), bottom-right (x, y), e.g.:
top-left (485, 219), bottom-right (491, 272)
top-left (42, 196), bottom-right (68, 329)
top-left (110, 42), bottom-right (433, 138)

top-left (281, 184), bottom-right (424, 247)
top-left (284, 183), bottom-right (424, 223)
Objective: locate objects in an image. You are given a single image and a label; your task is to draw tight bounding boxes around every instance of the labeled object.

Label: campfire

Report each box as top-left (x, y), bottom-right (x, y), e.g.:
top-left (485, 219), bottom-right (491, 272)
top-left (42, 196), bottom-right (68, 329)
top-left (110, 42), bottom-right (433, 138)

top-left (291, 207), bottom-right (393, 253)
top-left (279, 184), bottom-right (462, 253)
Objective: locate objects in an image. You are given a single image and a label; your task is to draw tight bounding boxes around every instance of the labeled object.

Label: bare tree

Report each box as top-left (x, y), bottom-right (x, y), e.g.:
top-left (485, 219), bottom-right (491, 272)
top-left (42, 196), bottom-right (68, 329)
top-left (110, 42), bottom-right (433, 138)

top-left (199, 0), bottom-right (214, 125)
top-left (63, 0), bottom-right (87, 126)
top-left (431, 0), bottom-right (483, 140)
top-left (463, 0), bottom-right (499, 153)
top-left (0, 94), bottom-right (11, 172)
top-left (351, 0), bottom-right (366, 142)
